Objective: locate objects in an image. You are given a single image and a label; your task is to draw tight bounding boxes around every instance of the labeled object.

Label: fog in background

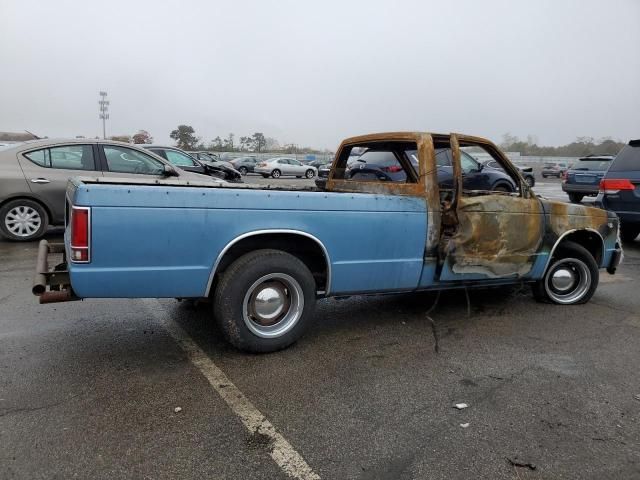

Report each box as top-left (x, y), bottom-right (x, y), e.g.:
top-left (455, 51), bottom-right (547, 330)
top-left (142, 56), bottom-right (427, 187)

top-left (0, 0), bottom-right (638, 149)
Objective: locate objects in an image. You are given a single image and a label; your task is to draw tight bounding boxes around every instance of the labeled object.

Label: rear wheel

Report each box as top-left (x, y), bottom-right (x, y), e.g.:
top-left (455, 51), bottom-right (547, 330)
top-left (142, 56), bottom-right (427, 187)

top-left (568, 193), bottom-right (584, 203)
top-left (492, 183), bottom-right (512, 193)
top-left (271, 169), bottom-right (281, 178)
top-left (621, 223), bottom-right (640, 242)
top-left (0, 199), bottom-right (49, 241)
top-left (213, 249), bottom-right (316, 353)
top-left (532, 241), bottom-right (598, 305)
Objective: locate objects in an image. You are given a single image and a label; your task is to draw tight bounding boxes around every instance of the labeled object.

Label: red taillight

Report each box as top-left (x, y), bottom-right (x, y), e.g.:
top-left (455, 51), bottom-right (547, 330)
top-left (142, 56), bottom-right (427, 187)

top-left (70, 207), bottom-right (90, 263)
top-left (381, 165), bottom-right (403, 173)
top-left (599, 178), bottom-right (635, 194)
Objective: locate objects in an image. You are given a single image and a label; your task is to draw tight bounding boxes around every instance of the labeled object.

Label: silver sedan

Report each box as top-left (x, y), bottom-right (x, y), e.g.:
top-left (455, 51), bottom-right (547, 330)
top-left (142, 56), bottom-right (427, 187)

top-left (254, 157), bottom-right (317, 179)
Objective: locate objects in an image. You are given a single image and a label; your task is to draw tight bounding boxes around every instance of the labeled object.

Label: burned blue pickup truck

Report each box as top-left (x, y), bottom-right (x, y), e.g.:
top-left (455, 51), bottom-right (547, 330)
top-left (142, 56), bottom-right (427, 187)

top-left (33, 132), bottom-right (622, 352)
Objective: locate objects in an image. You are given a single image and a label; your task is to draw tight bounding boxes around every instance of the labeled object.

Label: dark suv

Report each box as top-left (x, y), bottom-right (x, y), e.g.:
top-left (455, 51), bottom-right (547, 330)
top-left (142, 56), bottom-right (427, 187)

top-left (596, 140), bottom-right (640, 242)
top-left (562, 155), bottom-right (614, 203)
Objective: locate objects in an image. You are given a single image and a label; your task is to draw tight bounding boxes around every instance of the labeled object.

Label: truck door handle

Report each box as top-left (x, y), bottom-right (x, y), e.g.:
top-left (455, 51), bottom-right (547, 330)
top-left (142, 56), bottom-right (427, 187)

top-left (30, 178), bottom-right (50, 184)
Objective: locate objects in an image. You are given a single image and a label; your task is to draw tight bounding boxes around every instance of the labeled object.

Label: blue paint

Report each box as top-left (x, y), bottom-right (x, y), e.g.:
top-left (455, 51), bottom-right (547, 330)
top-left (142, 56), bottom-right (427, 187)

top-left (69, 183), bottom-right (427, 298)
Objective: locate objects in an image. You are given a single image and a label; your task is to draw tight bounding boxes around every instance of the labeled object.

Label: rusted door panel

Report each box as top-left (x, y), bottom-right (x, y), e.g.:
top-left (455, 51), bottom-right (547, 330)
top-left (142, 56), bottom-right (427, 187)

top-left (440, 195), bottom-right (544, 279)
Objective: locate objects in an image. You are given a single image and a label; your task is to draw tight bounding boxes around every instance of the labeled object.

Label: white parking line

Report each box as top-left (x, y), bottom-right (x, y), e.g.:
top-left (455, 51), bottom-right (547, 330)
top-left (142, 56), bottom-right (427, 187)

top-left (143, 299), bottom-right (320, 480)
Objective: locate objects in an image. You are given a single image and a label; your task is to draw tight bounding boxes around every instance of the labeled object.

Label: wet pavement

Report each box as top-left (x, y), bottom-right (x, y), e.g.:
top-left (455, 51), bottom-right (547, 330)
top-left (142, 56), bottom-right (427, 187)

top-left (1, 178), bottom-right (639, 479)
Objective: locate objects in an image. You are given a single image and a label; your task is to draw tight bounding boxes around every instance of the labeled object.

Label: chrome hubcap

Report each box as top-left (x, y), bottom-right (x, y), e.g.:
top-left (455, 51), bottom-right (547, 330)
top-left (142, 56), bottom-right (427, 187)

top-left (545, 258), bottom-right (591, 304)
top-left (5, 206), bottom-right (41, 237)
top-left (551, 268), bottom-right (575, 292)
top-left (243, 273), bottom-right (304, 338)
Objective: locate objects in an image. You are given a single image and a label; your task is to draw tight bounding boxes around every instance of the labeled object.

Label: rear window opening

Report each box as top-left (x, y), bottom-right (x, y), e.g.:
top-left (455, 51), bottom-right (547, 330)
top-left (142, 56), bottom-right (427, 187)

top-left (608, 143), bottom-right (640, 172)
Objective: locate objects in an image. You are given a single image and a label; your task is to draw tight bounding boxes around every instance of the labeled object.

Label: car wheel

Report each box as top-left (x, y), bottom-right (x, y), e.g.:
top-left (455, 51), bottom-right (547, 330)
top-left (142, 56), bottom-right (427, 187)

top-left (620, 223), bottom-right (640, 242)
top-left (213, 249), bottom-right (316, 353)
top-left (261, 174), bottom-right (269, 178)
top-left (492, 184), bottom-right (512, 193)
top-left (271, 169), bottom-right (281, 178)
top-left (568, 193), bottom-right (584, 203)
top-left (525, 176), bottom-right (535, 187)
top-left (0, 199), bottom-right (49, 242)
top-left (238, 166), bottom-right (248, 175)
top-left (542, 174), bottom-right (547, 178)
top-left (305, 169), bottom-right (315, 179)
top-left (532, 241), bottom-right (598, 305)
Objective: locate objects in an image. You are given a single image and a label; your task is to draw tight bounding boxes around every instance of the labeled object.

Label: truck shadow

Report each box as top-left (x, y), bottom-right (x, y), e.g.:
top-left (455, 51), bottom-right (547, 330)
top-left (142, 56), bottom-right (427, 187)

top-left (169, 284), bottom-right (534, 358)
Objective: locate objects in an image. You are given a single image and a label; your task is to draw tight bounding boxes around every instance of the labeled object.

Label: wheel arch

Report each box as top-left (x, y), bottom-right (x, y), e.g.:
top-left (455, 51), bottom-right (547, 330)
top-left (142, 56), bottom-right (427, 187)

top-left (544, 228), bottom-right (605, 274)
top-left (205, 230), bottom-right (332, 297)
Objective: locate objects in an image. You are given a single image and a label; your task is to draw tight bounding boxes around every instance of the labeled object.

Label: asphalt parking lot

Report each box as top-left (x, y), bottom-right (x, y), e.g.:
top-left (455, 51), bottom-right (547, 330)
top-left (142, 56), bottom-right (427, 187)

top-left (1, 177), bottom-right (639, 480)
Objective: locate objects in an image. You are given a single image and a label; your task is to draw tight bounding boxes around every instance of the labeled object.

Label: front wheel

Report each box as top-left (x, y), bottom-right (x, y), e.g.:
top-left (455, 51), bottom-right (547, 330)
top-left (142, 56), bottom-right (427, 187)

top-left (532, 241), bottom-right (598, 305)
top-left (568, 193), bottom-right (584, 203)
top-left (305, 169), bottom-right (315, 179)
top-left (213, 249), bottom-right (316, 353)
top-left (0, 199), bottom-right (49, 241)
top-left (525, 176), bottom-right (535, 187)
top-left (238, 166), bottom-right (248, 175)
top-left (271, 169), bottom-right (281, 178)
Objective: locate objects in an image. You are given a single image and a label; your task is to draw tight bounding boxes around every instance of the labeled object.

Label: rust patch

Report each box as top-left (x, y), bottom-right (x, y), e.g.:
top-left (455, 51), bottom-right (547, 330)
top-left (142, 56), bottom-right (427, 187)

top-left (546, 200), bottom-right (610, 237)
top-left (446, 195), bottom-right (544, 277)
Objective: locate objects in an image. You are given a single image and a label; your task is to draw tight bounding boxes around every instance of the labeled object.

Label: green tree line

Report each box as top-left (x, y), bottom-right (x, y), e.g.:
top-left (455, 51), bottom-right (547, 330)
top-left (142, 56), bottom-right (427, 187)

top-left (500, 133), bottom-right (626, 157)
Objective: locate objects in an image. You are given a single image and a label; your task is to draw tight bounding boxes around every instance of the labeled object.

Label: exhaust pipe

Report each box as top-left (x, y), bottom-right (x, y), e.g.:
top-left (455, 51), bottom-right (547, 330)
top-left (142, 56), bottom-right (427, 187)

top-left (33, 240), bottom-right (50, 296)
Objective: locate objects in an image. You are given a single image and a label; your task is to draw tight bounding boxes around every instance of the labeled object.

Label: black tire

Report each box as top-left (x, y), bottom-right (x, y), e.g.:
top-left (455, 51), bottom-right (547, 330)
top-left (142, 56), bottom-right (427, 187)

top-left (238, 166), bottom-right (248, 175)
top-left (525, 175), bottom-right (535, 187)
top-left (542, 174), bottom-right (547, 179)
top-left (492, 183), bottom-right (512, 193)
top-left (620, 223), bottom-right (640, 242)
top-left (532, 241), bottom-right (599, 305)
top-left (261, 174), bottom-right (269, 178)
top-left (213, 249), bottom-right (316, 353)
top-left (305, 169), bottom-right (315, 179)
top-left (568, 193), bottom-right (584, 204)
top-left (271, 169), bottom-right (281, 179)
top-left (0, 198), bottom-right (49, 241)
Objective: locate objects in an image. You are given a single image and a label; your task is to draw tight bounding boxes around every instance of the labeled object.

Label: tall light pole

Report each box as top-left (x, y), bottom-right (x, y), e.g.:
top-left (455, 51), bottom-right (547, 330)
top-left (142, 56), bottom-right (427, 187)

top-left (98, 91), bottom-right (109, 139)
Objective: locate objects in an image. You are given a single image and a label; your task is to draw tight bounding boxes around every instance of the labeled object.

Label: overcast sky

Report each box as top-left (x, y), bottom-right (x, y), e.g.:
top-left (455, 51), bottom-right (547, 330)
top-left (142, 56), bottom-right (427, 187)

top-left (0, 0), bottom-right (638, 149)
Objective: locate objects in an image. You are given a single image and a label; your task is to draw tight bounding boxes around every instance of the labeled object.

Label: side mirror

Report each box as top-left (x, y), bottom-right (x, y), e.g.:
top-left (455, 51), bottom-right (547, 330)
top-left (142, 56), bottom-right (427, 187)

top-left (476, 163), bottom-right (484, 172)
top-left (163, 164), bottom-right (179, 177)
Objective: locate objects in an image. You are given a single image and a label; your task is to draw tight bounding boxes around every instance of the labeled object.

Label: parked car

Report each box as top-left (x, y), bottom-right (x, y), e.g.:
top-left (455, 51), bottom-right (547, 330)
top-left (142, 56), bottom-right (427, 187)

top-left (254, 157), bottom-right (317, 178)
top-left (307, 159), bottom-right (330, 169)
top-left (316, 148), bottom-right (516, 192)
top-left (142, 145), bottom-right (242, 183)
top-left (542, 161), bottom-right (570, 178)
top-left (481, 159), bottom-right (535, 187)
top-left (190, 151), bottom-right (236, 169)
top-left (596, 139), bottom-right (640, 242)
top-left (230, 156), bottom-right (259, 175)
top-left (561, 154), bottom-right (614, 203)
top-left (0, 139), bottom-right (209, 241)
top-left (34, 132), bottom-right (621, 353)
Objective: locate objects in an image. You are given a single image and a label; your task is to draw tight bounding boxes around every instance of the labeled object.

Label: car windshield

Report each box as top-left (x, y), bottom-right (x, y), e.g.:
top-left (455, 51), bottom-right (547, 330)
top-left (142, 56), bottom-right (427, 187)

top-left (572, 159), bottom-right (611, 171)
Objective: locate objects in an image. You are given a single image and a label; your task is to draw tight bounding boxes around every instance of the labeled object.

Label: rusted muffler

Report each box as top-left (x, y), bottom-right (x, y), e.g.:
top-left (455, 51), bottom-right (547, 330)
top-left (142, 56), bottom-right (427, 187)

top-left (39, 290), bottom-right (76, 304)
